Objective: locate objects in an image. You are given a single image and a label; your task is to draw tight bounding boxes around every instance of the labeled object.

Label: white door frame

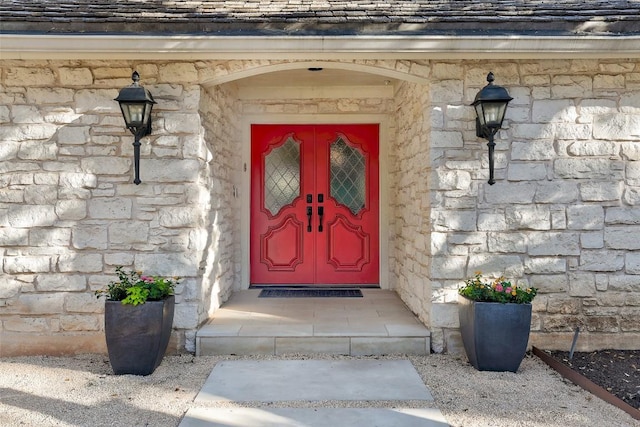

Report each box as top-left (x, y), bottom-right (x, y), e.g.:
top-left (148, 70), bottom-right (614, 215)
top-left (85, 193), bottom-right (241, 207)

top-left (241, 113), bottom-right (391, 289)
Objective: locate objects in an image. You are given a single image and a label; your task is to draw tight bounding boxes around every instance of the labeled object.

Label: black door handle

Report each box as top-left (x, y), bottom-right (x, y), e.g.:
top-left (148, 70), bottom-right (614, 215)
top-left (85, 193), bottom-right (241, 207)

top-left (306, 206), bottom-right (313, 232)
top-left (318, 206), bottom-right (324, 232)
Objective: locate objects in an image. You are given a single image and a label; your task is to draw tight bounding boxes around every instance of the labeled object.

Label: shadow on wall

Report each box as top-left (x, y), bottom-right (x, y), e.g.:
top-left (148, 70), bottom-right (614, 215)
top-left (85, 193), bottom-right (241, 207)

top-left (196, 82), bottom-right (243, 325)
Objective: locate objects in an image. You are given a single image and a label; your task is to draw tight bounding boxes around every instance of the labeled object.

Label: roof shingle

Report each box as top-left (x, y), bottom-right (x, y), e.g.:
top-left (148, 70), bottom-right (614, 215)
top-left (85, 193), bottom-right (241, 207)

top-left (1, 0), bottom-right (639, 36)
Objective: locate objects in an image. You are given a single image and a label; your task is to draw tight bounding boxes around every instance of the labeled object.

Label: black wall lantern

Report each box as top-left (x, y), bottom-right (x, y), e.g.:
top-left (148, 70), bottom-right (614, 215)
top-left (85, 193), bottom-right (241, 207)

top-left (115, 71), bottom-right (156, 185)
top-left (471, 72), bottom-right (513, 185)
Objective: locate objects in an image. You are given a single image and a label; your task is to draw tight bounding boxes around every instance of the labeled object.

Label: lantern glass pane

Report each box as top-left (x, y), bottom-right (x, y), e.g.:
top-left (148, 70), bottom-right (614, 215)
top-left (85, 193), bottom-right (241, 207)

top-left (143, 103), bottom-right (153, 127)
top-left (482, 101), bottom-right (507, 128)
top-left (119, 104), bottom-right (131, 126)
top-left (127, 104), bottom-right (145, 126)
top-left (474, 104), bottom-right (485, 126)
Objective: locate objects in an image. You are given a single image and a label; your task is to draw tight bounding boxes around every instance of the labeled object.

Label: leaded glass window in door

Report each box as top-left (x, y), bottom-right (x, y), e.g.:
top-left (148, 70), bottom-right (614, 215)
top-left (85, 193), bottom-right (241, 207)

top-left (264, 137), bottom-right (300, 215)
top-left (330, 137), bottom-right (366, 215)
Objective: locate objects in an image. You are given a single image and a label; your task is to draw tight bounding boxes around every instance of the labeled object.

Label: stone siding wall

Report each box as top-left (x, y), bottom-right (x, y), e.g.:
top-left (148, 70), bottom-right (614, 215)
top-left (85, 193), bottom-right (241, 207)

top-left (0, 61), bottom-right (228, 355)
top-left (198, 84), bottom-right (242, 324)
top-left (241, 96), bottom-right (395, 116)
top-left (1, 57), bottom-right (639, 356)
top-left (390, 79), bottom-right (432, 329)
top-left (428, 60), bottom-right (640, 352)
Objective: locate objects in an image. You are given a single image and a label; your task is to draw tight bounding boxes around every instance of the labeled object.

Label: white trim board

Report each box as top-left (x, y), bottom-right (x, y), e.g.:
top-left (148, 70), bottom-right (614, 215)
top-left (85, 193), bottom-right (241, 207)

top-left (2, 34), bottom-right (640, 60)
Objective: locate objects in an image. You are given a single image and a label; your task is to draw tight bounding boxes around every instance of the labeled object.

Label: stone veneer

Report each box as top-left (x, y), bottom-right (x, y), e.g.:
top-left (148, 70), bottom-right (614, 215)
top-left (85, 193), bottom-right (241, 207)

top-left (422, 60), bottom-right (640, 352)
top-left (1, 59), bottom-right (639, 355)
top-left (0, 61), bottom-right (242, 354)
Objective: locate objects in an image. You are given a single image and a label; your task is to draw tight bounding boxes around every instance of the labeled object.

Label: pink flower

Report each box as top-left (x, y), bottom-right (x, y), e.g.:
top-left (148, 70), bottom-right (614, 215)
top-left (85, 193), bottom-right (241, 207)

top-left (505, 287), bottom-right (512, 294)
top-left (141, 276), bottom-right (154, 283)
top-left (495, 284), bottom-right (503, 292)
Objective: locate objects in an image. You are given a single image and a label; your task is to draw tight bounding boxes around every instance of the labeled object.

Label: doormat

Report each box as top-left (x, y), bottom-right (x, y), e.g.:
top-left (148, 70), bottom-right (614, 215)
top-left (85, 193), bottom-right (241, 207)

top-left (258, 288), bottom-right (363, 298)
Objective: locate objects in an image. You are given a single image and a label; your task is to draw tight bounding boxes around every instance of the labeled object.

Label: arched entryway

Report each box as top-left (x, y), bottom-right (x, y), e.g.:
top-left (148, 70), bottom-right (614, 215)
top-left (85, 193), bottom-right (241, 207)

top-left (201, 60), bottom-right (430, 290)
top-left (196, 59), bottom-right (433, 355)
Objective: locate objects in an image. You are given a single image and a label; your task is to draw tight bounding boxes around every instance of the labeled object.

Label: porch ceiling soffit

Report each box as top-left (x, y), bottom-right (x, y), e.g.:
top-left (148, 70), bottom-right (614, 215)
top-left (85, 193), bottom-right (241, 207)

top-left (204, 61), bottom-right (428, 91)
top-left (2, 34), bottom-right (640, 60)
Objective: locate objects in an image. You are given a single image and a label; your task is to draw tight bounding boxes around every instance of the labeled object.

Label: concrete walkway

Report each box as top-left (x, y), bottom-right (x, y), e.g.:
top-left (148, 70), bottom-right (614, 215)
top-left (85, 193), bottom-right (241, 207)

top-left (180, 359), bottom-right (449, 426)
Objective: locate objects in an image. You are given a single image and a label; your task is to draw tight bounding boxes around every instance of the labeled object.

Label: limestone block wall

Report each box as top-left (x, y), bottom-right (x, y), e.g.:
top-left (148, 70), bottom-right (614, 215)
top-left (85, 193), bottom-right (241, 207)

top-left (0, 58), bottom-right (423, 356)
top-left (241, 95), bottom-right (395, 116)
top-left (2, 56), bottom-right (639, 356)
top-left (198, 84), bottom-right (242, 322)
top-left (0, 60), bottom-right (220, 355)
top-left (390, 79), bottom-right (433, 330)
top-left (428, 60), bottom-right (640, 353)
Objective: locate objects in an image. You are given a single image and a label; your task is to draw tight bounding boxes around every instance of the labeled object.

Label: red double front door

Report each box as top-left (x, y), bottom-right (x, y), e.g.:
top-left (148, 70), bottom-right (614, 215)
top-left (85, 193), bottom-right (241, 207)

top-left (250, 124), bottom-right (379, 285)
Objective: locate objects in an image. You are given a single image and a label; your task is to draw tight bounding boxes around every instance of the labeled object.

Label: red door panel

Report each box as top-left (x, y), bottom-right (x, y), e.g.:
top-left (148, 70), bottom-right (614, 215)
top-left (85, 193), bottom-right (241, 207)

top-left (251, 124), bottom-right (379, 285)
top-left (261, 215), bottom-right (304, 270)
top-left (250, 126), bottom-right (315, 283)
top-left (327, 215), bottom-right (370, 269)
top-left (314, 125), bottom-right (379, 283)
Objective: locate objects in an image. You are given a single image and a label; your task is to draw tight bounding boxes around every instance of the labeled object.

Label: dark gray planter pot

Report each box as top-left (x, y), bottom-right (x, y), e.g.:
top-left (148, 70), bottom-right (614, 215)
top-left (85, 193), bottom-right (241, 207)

top-left (104, 296), bottom-right (174, 376)
top-left (458, 296), bottom-right (532, 373)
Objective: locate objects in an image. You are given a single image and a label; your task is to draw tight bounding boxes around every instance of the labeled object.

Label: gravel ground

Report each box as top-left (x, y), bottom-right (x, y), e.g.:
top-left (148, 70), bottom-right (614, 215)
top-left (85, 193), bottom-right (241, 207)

top-left (0, 353), bottom-right (638, 427)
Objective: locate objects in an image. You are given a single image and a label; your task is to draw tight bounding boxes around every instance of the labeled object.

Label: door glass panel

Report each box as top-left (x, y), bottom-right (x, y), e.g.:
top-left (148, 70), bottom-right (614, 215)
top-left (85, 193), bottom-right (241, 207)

top-left (265, 137), bottom-right (300, 215)
top-left (330, 137), bottom-right (366, 215)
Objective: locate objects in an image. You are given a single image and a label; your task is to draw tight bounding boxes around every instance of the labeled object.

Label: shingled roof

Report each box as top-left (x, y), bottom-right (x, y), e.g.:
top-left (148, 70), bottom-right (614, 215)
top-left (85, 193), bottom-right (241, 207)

top-left (1, 0), bottom-right (640, 36)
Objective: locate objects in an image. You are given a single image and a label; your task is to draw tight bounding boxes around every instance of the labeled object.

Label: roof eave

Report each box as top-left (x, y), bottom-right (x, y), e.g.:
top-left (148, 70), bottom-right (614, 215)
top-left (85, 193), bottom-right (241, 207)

top-left (2, 34), bottom-right (640, 60)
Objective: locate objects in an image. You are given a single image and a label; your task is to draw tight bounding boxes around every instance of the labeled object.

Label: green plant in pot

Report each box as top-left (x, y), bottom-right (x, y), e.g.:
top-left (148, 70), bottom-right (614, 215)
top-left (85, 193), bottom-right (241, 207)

top-left (458, 272), bottom-right (537, 373)
top-left (96, 266), bottom-right (180, 375)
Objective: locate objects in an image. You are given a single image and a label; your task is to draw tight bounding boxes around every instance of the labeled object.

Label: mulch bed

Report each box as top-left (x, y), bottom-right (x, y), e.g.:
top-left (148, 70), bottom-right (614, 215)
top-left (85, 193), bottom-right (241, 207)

top-left (549, 349), bottom-right (640, 410)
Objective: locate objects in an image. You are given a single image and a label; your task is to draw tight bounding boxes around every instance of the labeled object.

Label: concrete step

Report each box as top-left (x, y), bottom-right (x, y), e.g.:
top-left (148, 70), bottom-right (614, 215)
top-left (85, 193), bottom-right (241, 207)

top-left (179, 360), bottom-right (449, 427)
top-left (181, 407), bottom-right (449, 426)
top-left (195, 289), bottom-right (431, 356)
